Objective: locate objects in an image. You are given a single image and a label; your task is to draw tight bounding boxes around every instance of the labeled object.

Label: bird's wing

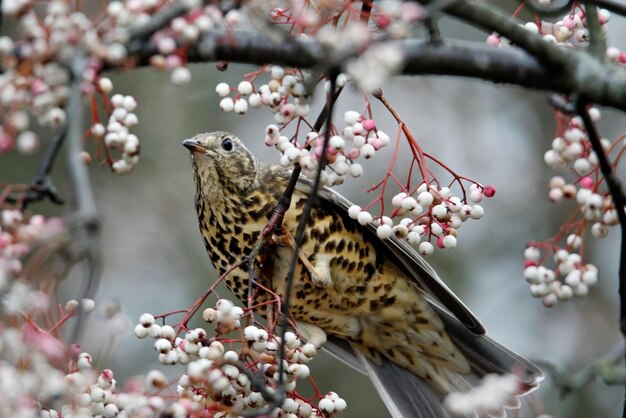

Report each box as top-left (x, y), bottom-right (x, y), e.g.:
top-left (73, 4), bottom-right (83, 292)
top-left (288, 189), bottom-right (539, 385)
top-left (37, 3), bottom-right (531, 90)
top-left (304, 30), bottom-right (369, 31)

top-left (295, 178), bottom-right (485, 334)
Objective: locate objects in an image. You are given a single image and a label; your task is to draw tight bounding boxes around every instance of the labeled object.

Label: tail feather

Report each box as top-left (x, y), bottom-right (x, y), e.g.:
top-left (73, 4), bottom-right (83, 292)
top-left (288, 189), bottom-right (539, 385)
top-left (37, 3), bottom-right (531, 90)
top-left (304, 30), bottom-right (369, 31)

top-left (322, 313), bottom-right (543, 418)
top-left (355, 348), bottom-right (452, 418)
top-left (431, 304), bottom-right (544, 389)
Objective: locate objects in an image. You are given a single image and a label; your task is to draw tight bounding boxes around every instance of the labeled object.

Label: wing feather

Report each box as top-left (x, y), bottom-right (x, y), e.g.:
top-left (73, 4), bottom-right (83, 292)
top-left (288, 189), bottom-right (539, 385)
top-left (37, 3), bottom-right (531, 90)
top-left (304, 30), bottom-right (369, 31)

top-left (295, 178), bottom-right (486, 334)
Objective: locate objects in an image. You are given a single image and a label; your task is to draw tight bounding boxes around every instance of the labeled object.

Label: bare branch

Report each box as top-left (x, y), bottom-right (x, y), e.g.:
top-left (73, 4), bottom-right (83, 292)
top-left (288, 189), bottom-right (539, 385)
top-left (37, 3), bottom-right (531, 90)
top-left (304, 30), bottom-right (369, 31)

top-left (66, 55), bottom-right (102, 343)
top-left (119, 30), bottom-right (626, 112)
top-left (576, 99), bottom-right (626, 417)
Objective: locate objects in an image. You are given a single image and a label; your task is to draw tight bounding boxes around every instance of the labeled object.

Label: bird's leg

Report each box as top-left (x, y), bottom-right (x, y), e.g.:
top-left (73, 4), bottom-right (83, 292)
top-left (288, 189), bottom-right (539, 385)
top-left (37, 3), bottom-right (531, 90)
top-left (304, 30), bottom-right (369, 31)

top-left (275, 226), bottom-right (333, 288)
top-left (295, 321), bottom-right (328, 348)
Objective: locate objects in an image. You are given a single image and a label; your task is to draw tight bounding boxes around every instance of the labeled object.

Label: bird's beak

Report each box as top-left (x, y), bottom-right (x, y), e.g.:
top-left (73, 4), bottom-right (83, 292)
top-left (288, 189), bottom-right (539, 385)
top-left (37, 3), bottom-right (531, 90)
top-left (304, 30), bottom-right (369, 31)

top-left (183, 138), bottom-right (206, 154)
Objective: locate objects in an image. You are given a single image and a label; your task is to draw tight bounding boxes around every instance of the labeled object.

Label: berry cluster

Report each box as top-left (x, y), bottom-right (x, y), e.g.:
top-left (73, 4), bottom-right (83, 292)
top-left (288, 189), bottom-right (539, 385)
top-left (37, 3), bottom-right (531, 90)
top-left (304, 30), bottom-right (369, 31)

top-left (216, 65), bottom-right (314, 124)
top-left (148, 5), bottom-right (240, 85)
top-left (91, 80), bottom-right (141, 174)
top-left (0, 209), bottom-right (64, 287)
top-left (521, 106), bottom-right (619, 306)
top-left (134, 299), bottom-right (346, 417)
top-left (524, 245), bottom-right (598, 308)
top-left (487, 7), bottom-right (624, 63)
top-left (0, 1), bottom-right (238, 172)
top-left (264, 107), bottom-right (392, 187)
top-left (348, 182), bottom-right (492, 255)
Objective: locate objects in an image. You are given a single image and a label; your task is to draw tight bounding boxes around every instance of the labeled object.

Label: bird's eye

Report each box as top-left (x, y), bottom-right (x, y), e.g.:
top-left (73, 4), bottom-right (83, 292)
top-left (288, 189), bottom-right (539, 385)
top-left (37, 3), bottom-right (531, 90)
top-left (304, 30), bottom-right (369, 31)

top-left (221, 137), bottom-right (234, 152)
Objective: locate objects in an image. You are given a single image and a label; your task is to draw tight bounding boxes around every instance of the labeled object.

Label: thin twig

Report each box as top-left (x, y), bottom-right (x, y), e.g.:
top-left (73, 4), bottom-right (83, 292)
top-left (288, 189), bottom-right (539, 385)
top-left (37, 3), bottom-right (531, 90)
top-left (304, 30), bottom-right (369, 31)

top-left (577, 99), bottom-right (626, 418)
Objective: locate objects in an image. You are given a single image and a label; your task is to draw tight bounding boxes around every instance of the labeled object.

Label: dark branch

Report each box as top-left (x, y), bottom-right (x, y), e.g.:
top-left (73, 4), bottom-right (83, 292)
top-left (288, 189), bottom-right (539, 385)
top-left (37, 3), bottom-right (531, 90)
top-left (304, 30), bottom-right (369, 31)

top-left (584, 1), bottom-right (607, 58)
top-left (4, 128), bottom-right (66, 209)
top-left (576, 99), bottom-right (626, 418)
top-left (118, 30), bottom-right (626, 112)
top-left (591, 0), bottom-right (626, 16)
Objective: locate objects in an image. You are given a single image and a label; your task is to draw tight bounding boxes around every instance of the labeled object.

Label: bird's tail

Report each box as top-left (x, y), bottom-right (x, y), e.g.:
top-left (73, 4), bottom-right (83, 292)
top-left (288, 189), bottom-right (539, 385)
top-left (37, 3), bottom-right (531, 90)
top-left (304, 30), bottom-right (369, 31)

top-left (323, 307), bottom-right (543, 418)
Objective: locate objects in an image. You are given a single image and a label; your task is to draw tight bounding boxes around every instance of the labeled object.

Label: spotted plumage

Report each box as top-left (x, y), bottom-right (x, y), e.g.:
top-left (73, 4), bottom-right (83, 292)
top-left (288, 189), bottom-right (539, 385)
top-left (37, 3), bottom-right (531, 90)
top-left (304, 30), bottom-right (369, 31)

top-left (184, 132), bottom-right (542, 417)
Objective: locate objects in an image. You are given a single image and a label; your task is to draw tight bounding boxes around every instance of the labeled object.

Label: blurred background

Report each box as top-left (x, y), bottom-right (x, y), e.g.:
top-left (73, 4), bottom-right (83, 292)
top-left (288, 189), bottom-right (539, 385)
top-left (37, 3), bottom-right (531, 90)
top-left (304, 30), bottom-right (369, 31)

top-left (3, 3), bottom-right (626, 417)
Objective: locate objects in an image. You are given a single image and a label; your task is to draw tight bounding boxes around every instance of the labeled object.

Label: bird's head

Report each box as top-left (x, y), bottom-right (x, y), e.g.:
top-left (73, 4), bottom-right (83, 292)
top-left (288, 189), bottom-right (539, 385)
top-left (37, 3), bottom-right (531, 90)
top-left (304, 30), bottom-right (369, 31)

top-left (183, 131), bottom-right (258, 196)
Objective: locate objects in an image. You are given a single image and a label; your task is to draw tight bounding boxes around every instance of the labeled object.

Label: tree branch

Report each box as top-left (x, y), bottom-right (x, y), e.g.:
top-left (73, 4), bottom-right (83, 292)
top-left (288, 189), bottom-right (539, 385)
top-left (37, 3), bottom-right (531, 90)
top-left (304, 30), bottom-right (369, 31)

top-left (577, 99), bottom-right (626, 418)
top-left (4, 128), bottom-right (66, 209)
top-left (584, 1), bottom-right (607, 59)
top-left (591, 0), bottom-right (626, 17)
top-left (66, 55), bottom-right (102, 343)
top-left (119, 30), bottom-right (626, 112)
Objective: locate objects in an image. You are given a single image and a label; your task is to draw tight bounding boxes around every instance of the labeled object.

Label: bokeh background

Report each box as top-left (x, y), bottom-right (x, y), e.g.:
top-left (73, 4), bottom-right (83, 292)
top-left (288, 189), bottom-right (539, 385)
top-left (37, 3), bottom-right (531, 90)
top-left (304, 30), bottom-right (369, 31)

top-left (3, 3), bottom-right (626, 417)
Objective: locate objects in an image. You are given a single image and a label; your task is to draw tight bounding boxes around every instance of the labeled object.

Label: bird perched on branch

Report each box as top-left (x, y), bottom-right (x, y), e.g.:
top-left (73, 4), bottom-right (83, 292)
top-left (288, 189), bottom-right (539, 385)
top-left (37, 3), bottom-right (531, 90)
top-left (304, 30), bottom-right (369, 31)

top-left (184, 131), bottom-right (543, 418)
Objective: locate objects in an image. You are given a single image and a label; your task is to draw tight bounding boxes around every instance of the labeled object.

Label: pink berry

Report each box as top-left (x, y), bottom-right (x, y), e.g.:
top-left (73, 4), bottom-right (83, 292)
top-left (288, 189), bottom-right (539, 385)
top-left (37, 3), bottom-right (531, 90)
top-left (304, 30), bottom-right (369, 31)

top-left (376, 15), bottom-right (391, 28)
top-left (362, 119), bottom-right (376, 131)
top-left (562, 17), bottom-right (575, 30)
top-left (436, 236), bottom-right (445, 249)
top-left (483, 185), bottom-right (496, 197)
top-left (369, 137), bottom-right (383, 150)
top-left (347, 148), bottom-right (360, 159)
top-left (619, 53), bottom-right (626, 64)
top-left (486, 34), bottom-right (500, 46)
top-left (524, 260), bottom-right (538, 268)
top-left (580, 176), bottom-right (594, 189)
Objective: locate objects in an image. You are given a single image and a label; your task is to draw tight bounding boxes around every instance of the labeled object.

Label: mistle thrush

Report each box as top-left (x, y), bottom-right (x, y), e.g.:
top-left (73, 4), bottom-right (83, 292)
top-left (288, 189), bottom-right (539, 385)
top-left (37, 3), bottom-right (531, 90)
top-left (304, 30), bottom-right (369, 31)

top-left (184, 131), bottom-right (543, 418)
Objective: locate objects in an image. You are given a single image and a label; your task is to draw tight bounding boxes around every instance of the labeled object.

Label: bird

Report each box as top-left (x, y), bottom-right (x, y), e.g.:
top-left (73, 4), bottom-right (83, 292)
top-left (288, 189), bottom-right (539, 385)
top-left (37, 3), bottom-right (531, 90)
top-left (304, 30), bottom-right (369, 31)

top-left (183, 131), bottom-right (543, 418)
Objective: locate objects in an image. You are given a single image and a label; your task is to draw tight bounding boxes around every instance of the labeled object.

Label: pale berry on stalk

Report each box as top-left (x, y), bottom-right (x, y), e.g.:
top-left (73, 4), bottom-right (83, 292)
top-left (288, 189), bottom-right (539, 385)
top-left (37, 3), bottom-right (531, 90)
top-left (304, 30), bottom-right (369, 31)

top-left (270, 65), bottom-right (285, 79)
top-left (219, 97), bottom-right (234, 112)
top-left (430, 222), bottom-right (444, 236)
top-left (470, 205), bottom-right (484, 220)
top-left (418, 241), bottom-right (434, 256)
top-left (417, 191), bottom-right (434, 207)
top-left (349, 163), bottom-right (363, 177)
top-left (348, 205), bottom-right (361, 219)
top-left (352, 135), bottom-right (366, 148)
top-left (171, 67), bottom-right (192, 85)
top-left (215, 83), bottom-right (230, 97)
top-left (401, 196), bottom-right (418, 211)
top-left (392, 192), bottom-right (407, 207)
top-left (98, 77), bottom-right (113, 93)
top-left (361, 143), bottom-right (375, 158)
top-left (442, 235), bottom-right (457, 249)
top-left (329, 135), bottom-right (345, 150)
top-left (524, 246), bottom-right (541, 261)
top-left (249, 93), bottom-right (262, 108)
top-left (582, 269), bottom-right (598, 285)
top-left (318, 398), bottom-right (335, 414)
top-left (344, 111), bottom-right (360, 125)
top-left (543, 293), bottom-right (558, 308)
top-left (591, 222), bottom-right (608, 239)
top-left (234, 99), bottom-right (248, 114)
